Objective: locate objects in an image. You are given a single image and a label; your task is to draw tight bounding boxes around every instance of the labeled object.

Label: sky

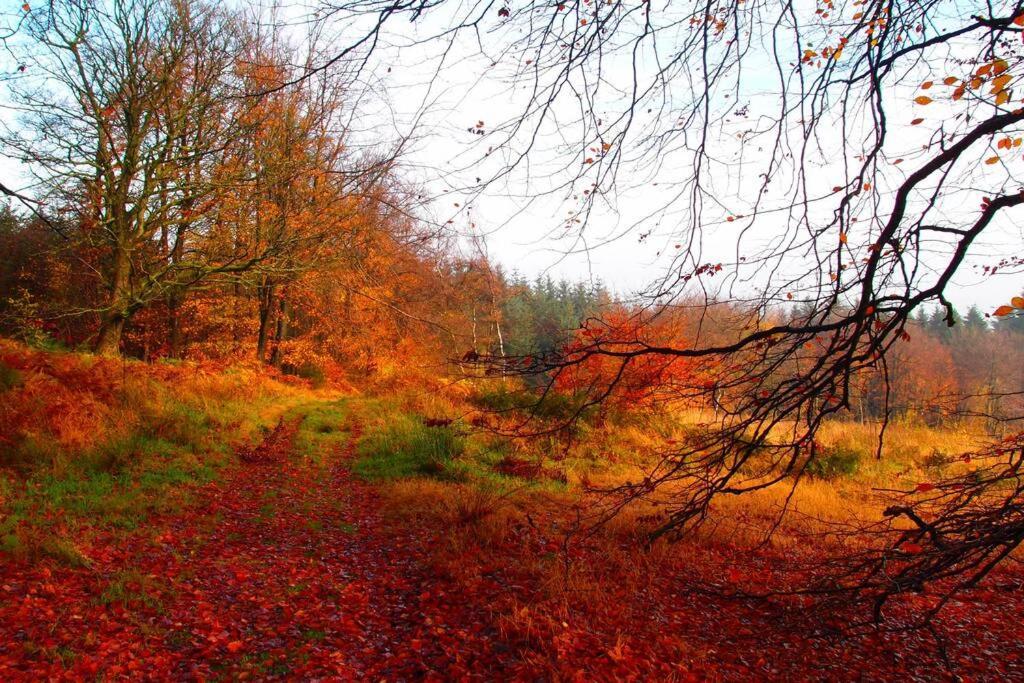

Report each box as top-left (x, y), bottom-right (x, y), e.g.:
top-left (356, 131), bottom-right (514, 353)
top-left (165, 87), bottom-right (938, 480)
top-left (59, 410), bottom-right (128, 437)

top-left (1, 0), bottom-right (1021, 315)
top-left (317, 0), bottom-right (1024, 315)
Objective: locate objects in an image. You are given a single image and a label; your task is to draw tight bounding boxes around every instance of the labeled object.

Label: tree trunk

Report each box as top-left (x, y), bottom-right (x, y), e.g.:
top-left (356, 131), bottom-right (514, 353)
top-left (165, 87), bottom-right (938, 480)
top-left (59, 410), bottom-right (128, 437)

top-left (270, 295), bottom-right (289, 368)
top-left (94, 242), bottom-right (132, 357)
top-left (256, 281), bottom-right (276, 362)
top-left (168, 293), bottom-right (183, 359)
top-left (95, 313), bottom-right (126, 357)
top-left (166, 219), bottom-right (187, 359)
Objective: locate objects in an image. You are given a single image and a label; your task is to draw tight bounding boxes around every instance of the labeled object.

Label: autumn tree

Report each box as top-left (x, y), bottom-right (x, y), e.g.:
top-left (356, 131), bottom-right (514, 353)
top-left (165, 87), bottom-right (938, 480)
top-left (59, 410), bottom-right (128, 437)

top-left (2, 0), bottom-right (265, 355)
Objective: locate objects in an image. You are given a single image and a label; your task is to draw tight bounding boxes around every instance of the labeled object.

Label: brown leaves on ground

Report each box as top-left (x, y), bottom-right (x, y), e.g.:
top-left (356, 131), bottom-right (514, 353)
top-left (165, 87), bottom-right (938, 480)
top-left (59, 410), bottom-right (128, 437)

top-left (1, 412), bottom-right (1022, 680)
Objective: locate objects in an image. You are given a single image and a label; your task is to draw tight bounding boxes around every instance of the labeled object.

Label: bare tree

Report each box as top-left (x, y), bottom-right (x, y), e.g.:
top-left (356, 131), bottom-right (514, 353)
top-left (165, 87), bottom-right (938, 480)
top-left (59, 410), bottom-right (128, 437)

top-left (2, 0), bottom-right (263, 355)
top-left (312, 0), bottom-right (1024, 614)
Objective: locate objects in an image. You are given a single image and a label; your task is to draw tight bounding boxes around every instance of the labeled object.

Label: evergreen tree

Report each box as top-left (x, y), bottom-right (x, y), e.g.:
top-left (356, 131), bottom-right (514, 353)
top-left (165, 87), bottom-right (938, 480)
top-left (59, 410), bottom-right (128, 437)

top-left (962, 305), bottom-right (989, 334)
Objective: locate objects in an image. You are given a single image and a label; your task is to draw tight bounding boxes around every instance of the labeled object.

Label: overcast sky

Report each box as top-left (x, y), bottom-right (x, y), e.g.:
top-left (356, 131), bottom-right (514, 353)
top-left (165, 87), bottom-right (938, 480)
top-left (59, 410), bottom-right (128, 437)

top-left (1, 0), bottom-right (1020, 315)
top-left (329, 1), bottom-right (1024, 315)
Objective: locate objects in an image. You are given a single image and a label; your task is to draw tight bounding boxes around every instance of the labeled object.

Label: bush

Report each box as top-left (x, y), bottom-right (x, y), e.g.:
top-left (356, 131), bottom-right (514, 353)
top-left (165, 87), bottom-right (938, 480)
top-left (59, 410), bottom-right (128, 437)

top-left (805, 445), bottom-right (861, 480)
top-left (0, 361), bottom-right (21, 392)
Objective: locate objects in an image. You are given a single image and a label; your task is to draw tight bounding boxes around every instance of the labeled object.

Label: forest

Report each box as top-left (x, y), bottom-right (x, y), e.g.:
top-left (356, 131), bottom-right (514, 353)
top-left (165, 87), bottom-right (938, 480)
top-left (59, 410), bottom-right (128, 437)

top-left (2, 0), bottom-right (1024, 679)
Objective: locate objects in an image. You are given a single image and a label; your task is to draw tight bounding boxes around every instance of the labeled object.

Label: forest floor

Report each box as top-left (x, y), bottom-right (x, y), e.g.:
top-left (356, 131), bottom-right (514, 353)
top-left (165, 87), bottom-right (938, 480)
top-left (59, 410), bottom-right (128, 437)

top-left (2, 394), bottom-right (1024, 680)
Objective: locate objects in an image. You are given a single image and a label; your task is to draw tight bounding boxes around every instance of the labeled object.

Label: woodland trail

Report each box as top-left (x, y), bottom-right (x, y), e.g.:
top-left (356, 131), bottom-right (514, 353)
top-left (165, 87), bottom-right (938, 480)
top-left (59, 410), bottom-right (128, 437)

top-left (0, 401), bottom-right (516, 680)
top-left (3, 399), bottom-right (1024, 681)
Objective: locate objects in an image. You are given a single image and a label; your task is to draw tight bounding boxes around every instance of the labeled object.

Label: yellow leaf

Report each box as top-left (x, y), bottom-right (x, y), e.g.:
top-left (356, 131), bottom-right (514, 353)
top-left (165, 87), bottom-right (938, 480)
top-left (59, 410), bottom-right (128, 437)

top-left (992, 74), bottom-right (1012, 94)
top-left (993, 59), bottom-right (1009, 76)
top-left (996, 91), bottom-right (1011, 106)
top-left (1012, 296), bottom-right (1024, 309)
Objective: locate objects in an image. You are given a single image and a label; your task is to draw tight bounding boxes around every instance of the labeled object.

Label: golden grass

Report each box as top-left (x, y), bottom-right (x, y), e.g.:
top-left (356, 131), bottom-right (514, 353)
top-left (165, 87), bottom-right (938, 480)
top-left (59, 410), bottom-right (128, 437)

top-left (0, 338), bottom-right (326, 473)
top-left (369, 399), bottom-right (999, 651)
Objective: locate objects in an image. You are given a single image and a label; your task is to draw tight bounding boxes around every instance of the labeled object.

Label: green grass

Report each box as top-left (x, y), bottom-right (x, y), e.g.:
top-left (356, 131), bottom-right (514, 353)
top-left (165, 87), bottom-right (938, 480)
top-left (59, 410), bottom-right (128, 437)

top-left (98, 570), bottom-right (165, 613)
top-left (805, 445), bottom-right (862, 480)
top-left (353, 413), bottom-right (466, 481)
top-left (473, 386), bottom-right (589, 422)
top-left (0, 386), bottom-right (302, 565)
top-left (348, 397), bottom-right (568, 494)
top-left (291, 400), bottom-right (351, 465)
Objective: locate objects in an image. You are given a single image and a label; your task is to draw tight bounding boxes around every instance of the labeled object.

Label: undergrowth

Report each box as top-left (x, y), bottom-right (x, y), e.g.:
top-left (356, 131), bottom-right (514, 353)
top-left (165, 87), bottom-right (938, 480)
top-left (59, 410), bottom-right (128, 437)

top-left (0, 339), bottom-right (319, 564)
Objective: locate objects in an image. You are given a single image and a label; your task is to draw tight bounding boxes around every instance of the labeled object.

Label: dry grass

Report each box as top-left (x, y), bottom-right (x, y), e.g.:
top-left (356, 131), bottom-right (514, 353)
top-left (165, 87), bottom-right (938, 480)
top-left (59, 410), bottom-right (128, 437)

top-left (0, 338), bottom-right (332, 563)
top-left (366, 398), bottom-right (1001, 673)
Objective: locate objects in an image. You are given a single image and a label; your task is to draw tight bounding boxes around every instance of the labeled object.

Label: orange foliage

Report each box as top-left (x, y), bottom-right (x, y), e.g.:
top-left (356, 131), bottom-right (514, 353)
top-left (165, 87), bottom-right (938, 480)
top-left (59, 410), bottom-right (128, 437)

top-left (0, 339), bottom-right (309, 465)
top-left (553, 311), bottom-right (706, 411)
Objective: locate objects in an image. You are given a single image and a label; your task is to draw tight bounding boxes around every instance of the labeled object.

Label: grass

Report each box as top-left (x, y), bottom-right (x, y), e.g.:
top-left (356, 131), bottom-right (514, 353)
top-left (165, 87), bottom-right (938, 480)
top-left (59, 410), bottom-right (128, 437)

top-left (291, 400), bottom-right (351, 466)
top-left (805, 444), bottom-right (862, 480)
top-left (0, 337), bottom-right (1002, 626)
top-left (352, 405), bottom-right (467, 481)
top-left (358, 388), bottom-right (1006, 665)
top-left (98, 569), bottom-right (166, 613)
top-left (0, 338), bottom-right (324, 565)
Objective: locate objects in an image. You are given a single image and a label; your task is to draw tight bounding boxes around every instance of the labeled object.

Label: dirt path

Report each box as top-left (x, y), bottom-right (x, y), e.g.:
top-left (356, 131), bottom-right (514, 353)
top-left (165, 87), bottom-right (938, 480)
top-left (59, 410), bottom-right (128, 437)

top-left (0, 405), bottom-right (514, 680)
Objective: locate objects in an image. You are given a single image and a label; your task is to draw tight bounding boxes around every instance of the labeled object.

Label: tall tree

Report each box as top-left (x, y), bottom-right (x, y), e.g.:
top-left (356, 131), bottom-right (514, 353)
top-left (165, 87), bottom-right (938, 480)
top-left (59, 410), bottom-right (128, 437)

top-left (3, 0), bottom-right (257, 355)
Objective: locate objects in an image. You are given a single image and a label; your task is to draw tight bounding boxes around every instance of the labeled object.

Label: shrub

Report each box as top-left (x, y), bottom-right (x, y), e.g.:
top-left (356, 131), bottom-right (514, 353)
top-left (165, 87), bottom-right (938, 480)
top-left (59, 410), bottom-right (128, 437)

top-left (805, 445), bottom-right (861, 480)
